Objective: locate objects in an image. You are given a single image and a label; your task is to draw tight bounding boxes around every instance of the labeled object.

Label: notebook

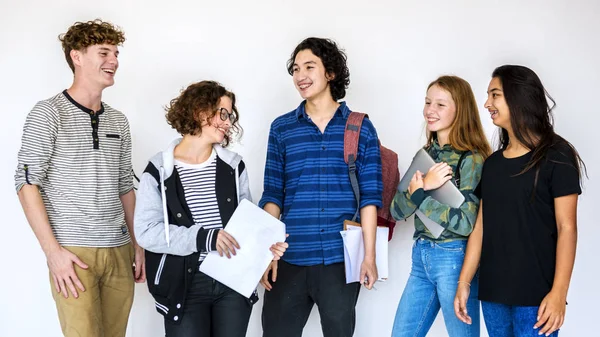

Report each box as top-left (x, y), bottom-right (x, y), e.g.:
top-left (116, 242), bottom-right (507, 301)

top-left (398, 149), bottom-right (465, 238)
top-left (340, 221), bottom-right (389, 284)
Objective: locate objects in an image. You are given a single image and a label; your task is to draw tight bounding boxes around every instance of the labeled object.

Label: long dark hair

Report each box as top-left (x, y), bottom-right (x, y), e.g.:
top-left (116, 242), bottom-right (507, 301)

top-left (492, 65), bottom-right (586, 188)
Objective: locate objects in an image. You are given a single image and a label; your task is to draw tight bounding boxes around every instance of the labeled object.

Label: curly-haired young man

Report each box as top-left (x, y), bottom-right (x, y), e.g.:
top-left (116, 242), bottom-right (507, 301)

top-left (14, 19), bottom-right (144, 337)
top-left (259, 37), bottom-right (383, 337)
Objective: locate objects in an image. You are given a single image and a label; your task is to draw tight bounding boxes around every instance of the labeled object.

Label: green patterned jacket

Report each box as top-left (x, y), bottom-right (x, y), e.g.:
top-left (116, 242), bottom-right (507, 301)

top-left (390, 140), bottom-right (484, 242)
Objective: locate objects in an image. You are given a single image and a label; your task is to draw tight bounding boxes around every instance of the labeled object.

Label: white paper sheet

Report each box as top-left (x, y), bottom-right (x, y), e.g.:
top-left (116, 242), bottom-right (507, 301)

top-left (199, 199), bottom-right (286, 298)
top-left (340, 225), bottom-right (389, 284)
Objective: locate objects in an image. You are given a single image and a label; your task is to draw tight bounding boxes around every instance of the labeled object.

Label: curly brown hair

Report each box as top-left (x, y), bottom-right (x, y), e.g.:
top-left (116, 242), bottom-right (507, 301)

top-left (165, 81), bottom-right (241, 146)
top-left (58, 19), bottom-right (126, 73)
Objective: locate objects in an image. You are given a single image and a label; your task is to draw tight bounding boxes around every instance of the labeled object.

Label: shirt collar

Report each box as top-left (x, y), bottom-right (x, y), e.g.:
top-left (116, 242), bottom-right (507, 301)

top-left (62, 89), bottom-right (105, 115)
top-left (295, 100), bottom-right (350, 120)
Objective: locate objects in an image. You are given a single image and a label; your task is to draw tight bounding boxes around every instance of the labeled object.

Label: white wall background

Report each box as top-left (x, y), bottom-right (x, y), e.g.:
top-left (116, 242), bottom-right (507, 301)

top-left (1, 0), bottom-right (598, 336)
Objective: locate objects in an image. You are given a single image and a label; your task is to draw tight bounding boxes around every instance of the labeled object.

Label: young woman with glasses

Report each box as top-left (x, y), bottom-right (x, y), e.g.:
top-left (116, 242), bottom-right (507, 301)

top-left (133, 80), bottom-right (288, 337)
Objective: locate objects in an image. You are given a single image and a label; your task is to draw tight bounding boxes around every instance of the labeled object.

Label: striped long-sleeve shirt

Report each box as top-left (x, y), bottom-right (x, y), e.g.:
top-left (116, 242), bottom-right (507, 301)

top-left (259, 101), bottom-right (383, 266)
top-left (174, 150), bottom-right (223, 264)
top-left (14, 90), bottom-right (134, 247)
top-left (390, 140), bottom-right (484, 242)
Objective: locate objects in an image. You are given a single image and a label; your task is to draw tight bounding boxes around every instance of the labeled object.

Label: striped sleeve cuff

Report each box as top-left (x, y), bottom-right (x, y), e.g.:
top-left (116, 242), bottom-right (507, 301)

top-left (207, 229), bottom-right (219, 252)
top-left (15, 164), bottom-right (43, 193)
top-left (359, 194), bottom-right (383, 209)
top-left (258, 194), bottom-right (283, 210)
top-left (119, 182), bottom-right (135, 196)
top-left (196, 228), bottom-right (220, 253)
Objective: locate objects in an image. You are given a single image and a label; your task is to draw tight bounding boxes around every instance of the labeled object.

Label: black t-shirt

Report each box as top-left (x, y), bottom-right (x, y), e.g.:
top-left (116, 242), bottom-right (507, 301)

top-left (476, 144), bottom-right (581, 306)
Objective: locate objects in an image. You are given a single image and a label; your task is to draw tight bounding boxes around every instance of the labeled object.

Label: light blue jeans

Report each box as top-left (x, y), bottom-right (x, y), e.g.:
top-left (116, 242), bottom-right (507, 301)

top-left (481, 301), bottom-right (559, 337)
top-left (391, 238), bottom-right (480, 337)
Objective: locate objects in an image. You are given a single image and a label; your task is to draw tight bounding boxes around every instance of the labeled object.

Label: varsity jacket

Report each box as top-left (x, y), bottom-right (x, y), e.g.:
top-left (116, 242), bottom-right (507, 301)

top-left (133, 138), bottom-right (257, 324)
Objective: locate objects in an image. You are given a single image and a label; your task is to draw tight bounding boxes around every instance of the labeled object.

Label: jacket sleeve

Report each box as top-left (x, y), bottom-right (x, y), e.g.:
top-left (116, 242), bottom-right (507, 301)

top-left (238, 160), bottom-right (252, 203)
top-left (410, 153), bottom-right (484, 236)
top-left (390, 188), bottom-right (418, 221)
top-left (133, 168), bottom-right (219, 256)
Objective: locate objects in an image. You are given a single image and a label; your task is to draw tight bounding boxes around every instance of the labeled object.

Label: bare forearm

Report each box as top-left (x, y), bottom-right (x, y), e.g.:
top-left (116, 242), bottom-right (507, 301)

top-left (458, 204), bottom-right (483, 283)
top-left (360, 205), bottom-right (377, 259)
top-left (120, 190), bottom-right (137, 246)
top-left (263, 202), bottom-right (281, 219)
top-left (552, 225), bottom-right (577, 295)
top-left (18, 185), bottom-right (59, 255)
top-left (460, 230), bottom-right (482, 283)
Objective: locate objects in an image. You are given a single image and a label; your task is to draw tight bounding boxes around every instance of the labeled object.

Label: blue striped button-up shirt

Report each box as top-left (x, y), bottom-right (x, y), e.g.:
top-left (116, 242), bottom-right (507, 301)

top-left (259, 101), bottom-right (383, 266)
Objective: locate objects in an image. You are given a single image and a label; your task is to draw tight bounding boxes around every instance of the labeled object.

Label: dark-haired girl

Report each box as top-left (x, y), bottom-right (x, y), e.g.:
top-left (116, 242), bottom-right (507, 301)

top-left (454, 65), bottom-right (585, 337)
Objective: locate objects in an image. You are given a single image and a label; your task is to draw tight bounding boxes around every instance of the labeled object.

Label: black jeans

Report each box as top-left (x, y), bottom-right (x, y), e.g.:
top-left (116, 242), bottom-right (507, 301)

top-left (262, 261), bottom-right (361, 337)
top-left (165, 271), bottom-right (252, 337)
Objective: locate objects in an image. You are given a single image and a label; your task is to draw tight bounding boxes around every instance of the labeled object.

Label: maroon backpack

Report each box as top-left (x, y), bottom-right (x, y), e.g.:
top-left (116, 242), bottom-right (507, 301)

top-left (344, 112), bottom-right (400, 241)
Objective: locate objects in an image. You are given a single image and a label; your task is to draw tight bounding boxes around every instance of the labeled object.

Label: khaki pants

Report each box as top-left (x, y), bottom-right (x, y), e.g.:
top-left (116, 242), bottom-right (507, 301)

top-left (50, 243), bottom-right (135, 337)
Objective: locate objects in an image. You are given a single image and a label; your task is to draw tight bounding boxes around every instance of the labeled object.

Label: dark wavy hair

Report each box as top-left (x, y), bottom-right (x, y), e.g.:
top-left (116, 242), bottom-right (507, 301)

top-left (492, 65), bottom-right (586, 188)
top-left (165, 81), bottom-right (242, 147)
top-left (287, 37), bottom-right (350, 101)
top-left (59, 19), bottom-right (126, 73)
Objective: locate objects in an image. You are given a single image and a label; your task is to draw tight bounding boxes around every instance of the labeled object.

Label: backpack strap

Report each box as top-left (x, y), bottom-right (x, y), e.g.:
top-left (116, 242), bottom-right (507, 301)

top-left (454, 150), bottom-right (472, 188)
top-left (344, 112), bottom-right (368, 222)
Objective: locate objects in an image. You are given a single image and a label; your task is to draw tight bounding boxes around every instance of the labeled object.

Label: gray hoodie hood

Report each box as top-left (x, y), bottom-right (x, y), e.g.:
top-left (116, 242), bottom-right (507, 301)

top-left (134, 138), bottom-right (251, 254)
top-left (150, 138), bottom-right (244, 179)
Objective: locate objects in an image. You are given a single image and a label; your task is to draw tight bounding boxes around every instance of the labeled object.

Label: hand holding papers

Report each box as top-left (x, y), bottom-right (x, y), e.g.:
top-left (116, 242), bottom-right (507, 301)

top-left (340, 221), bottom-right (389, 284)
top-left (200, 199), bottom-right (286, 298)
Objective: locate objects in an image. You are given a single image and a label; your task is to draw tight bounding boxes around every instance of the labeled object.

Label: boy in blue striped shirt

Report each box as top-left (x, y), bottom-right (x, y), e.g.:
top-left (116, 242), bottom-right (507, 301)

top-left (259, 37), bottom-right (383, 337)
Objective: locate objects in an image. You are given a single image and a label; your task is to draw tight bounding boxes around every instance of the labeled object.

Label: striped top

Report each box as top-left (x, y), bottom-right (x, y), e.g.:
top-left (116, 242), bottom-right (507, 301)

top-left (259, 101), bottom-right (383, 266)
top-left (14, 90), bottom-right (134, 247)
top-left (174, 150), bottom-right (222, 263)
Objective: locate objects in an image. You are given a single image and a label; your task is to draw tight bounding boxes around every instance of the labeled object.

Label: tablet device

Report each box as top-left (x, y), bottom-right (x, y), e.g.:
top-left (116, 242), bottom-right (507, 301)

top-left (398, 149), bottom-right (465, 238)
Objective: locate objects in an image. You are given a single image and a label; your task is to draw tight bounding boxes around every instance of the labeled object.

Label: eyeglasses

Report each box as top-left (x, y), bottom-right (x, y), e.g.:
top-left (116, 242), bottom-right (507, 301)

top-left (218, 107), bottom-right (237, 123)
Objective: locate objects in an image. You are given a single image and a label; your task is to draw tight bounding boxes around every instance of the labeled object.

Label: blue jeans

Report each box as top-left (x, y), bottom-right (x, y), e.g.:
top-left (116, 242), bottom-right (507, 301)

top-left (481, 301), bottom-right (559, 337)
top-left (392, 238), bottom-right (480, 337)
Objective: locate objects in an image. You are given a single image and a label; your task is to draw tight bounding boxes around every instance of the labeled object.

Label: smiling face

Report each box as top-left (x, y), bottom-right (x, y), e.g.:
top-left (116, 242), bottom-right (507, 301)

top-left (200, 95), bottom-right (234, 144)
top-left (291, 49), bottom-right (334, 101)
top-left (484, 77), bottom-right (511, 130)
top-left (72, 44), bottom-right (119, 90)
top-left (423, 84), bottom-right (457, 138)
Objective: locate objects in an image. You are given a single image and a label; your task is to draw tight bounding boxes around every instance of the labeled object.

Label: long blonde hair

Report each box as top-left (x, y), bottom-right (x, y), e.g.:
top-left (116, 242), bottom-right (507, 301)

top-left (426, 75), bottom-right (492, 159)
